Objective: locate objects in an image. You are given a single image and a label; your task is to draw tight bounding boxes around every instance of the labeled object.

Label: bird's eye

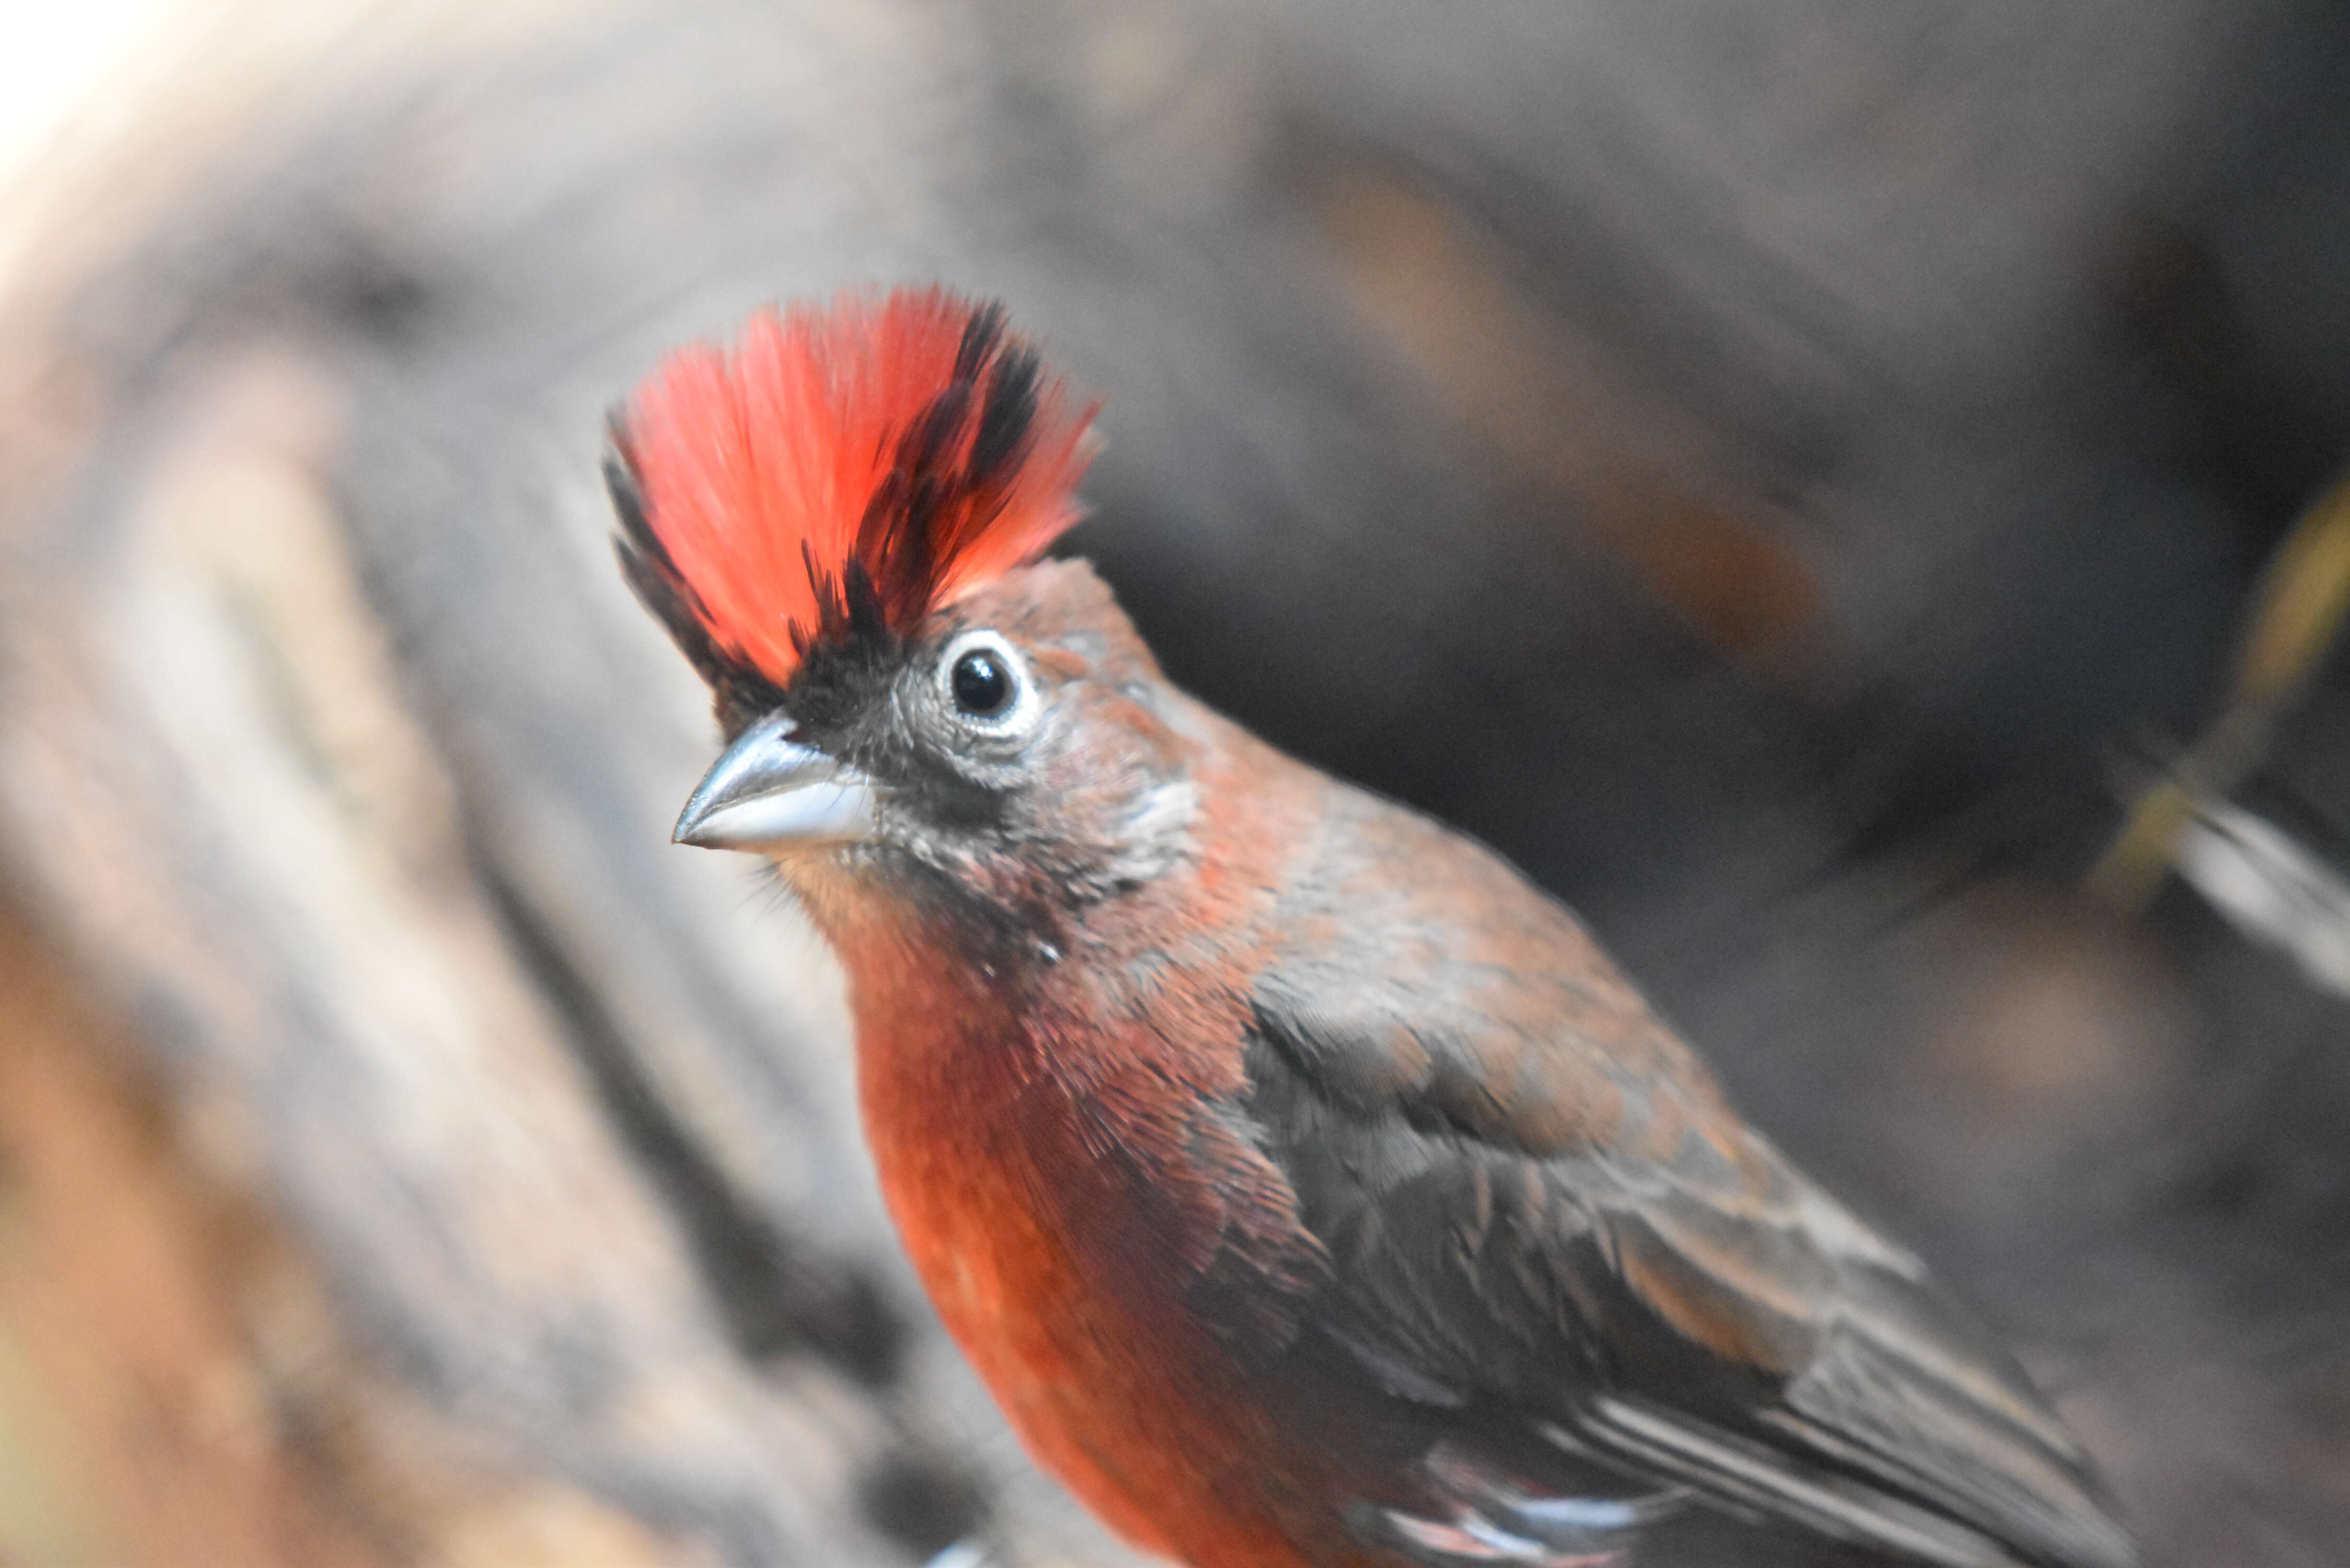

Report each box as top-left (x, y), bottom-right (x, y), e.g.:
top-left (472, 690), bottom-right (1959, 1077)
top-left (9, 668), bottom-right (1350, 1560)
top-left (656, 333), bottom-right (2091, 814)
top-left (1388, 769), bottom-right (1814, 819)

top-left (952, 648), bottom-right (1014, 717)
top-left (935, 629), bottom-right (1037, 738)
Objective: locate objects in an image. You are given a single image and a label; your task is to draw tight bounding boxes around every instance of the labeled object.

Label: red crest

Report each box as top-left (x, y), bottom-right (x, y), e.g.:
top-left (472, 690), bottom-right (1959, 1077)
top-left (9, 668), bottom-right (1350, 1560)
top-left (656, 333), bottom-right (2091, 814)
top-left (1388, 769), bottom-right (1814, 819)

top-left (612, 288), bottom-right (1097, 709)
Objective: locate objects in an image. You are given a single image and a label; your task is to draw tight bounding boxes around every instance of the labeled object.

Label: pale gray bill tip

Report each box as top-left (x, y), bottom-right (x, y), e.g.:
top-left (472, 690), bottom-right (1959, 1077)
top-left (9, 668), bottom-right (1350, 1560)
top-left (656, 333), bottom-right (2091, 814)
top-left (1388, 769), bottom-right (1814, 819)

top-left (673, 710), bottom-right (878, 850)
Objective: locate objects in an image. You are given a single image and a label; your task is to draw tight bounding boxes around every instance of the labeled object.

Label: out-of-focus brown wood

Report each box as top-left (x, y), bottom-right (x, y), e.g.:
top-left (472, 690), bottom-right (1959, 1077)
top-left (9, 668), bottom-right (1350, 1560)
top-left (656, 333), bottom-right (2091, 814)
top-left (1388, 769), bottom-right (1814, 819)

top-left (0, 893), bottom-right (681, 1568)
top-left (0, 895), bottom-right (371, 1568)
top-left (0, 892), bottom-right (706, 1568)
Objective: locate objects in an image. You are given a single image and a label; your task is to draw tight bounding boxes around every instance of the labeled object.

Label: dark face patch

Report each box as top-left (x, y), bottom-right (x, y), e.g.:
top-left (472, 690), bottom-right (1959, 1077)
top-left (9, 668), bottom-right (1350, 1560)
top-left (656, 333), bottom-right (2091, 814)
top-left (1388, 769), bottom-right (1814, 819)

top-left (754, 562), bottom-right (1197, 938)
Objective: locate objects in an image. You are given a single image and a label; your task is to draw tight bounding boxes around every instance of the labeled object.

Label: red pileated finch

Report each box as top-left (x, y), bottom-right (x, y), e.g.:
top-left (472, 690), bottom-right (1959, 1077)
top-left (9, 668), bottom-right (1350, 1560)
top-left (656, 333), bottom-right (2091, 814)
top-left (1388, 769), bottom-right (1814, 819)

top-left (608, 289), bottom-right (2136, 1568)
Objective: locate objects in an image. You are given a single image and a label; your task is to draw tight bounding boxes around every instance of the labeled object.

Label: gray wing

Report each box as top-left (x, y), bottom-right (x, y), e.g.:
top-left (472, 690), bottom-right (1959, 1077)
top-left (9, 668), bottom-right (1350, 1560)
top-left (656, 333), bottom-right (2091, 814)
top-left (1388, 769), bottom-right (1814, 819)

top-left (1229, 794), bottom-right (2136, 1567)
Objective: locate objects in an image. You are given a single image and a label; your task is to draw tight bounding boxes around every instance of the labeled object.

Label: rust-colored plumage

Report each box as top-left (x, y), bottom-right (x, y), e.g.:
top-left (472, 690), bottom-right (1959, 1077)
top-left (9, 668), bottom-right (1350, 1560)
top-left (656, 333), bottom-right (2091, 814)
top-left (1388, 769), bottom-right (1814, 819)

top-left (610, 290), bottom-right (2137, 1568)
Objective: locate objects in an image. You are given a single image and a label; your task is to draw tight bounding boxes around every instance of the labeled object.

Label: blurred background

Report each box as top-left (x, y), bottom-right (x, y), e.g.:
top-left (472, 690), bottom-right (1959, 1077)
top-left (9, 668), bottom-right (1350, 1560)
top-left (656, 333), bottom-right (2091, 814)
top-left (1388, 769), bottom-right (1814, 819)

top-left (1, 1), bottom-right (2347, 1563)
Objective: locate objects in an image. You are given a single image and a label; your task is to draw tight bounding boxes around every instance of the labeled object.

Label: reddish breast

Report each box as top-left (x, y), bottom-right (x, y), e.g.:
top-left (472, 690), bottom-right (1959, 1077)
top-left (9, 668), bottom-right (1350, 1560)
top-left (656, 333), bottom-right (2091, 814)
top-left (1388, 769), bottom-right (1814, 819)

top-left (830, 886), bottom-right (1355, 1567)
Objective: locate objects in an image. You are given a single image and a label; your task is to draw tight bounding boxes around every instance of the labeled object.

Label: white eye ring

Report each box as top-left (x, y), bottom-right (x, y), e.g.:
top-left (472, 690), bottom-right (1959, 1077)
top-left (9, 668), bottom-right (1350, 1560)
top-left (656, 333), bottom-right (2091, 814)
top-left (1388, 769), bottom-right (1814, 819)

top-left (937, 629), bottom-right (1040, 735)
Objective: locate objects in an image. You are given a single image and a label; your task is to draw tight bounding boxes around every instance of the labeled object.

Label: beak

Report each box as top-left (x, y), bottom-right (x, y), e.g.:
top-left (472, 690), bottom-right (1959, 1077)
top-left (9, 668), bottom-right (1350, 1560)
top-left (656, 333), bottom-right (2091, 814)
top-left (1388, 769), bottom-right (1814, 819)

top-left (673, 711), bottom-right (878, 851)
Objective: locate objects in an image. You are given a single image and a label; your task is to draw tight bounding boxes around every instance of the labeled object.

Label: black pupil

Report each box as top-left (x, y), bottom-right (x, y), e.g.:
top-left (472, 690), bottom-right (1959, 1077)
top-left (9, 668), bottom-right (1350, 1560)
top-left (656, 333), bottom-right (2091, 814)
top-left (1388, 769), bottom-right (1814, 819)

top-left (951, 648), bottom-right (1014, 717)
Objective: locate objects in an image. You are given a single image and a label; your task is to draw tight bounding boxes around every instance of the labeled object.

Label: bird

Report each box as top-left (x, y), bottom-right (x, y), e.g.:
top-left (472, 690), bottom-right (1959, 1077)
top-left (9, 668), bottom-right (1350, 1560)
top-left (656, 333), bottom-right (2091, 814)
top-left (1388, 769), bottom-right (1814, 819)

top-left (606, 286), bottom-right (2138, 1568)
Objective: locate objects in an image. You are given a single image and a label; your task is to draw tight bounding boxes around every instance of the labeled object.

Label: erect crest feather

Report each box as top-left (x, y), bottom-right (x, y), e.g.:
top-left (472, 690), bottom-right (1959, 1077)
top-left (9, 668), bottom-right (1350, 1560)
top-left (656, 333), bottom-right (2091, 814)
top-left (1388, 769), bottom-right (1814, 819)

top-left (610, 287), bottom-right (1098, 705)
